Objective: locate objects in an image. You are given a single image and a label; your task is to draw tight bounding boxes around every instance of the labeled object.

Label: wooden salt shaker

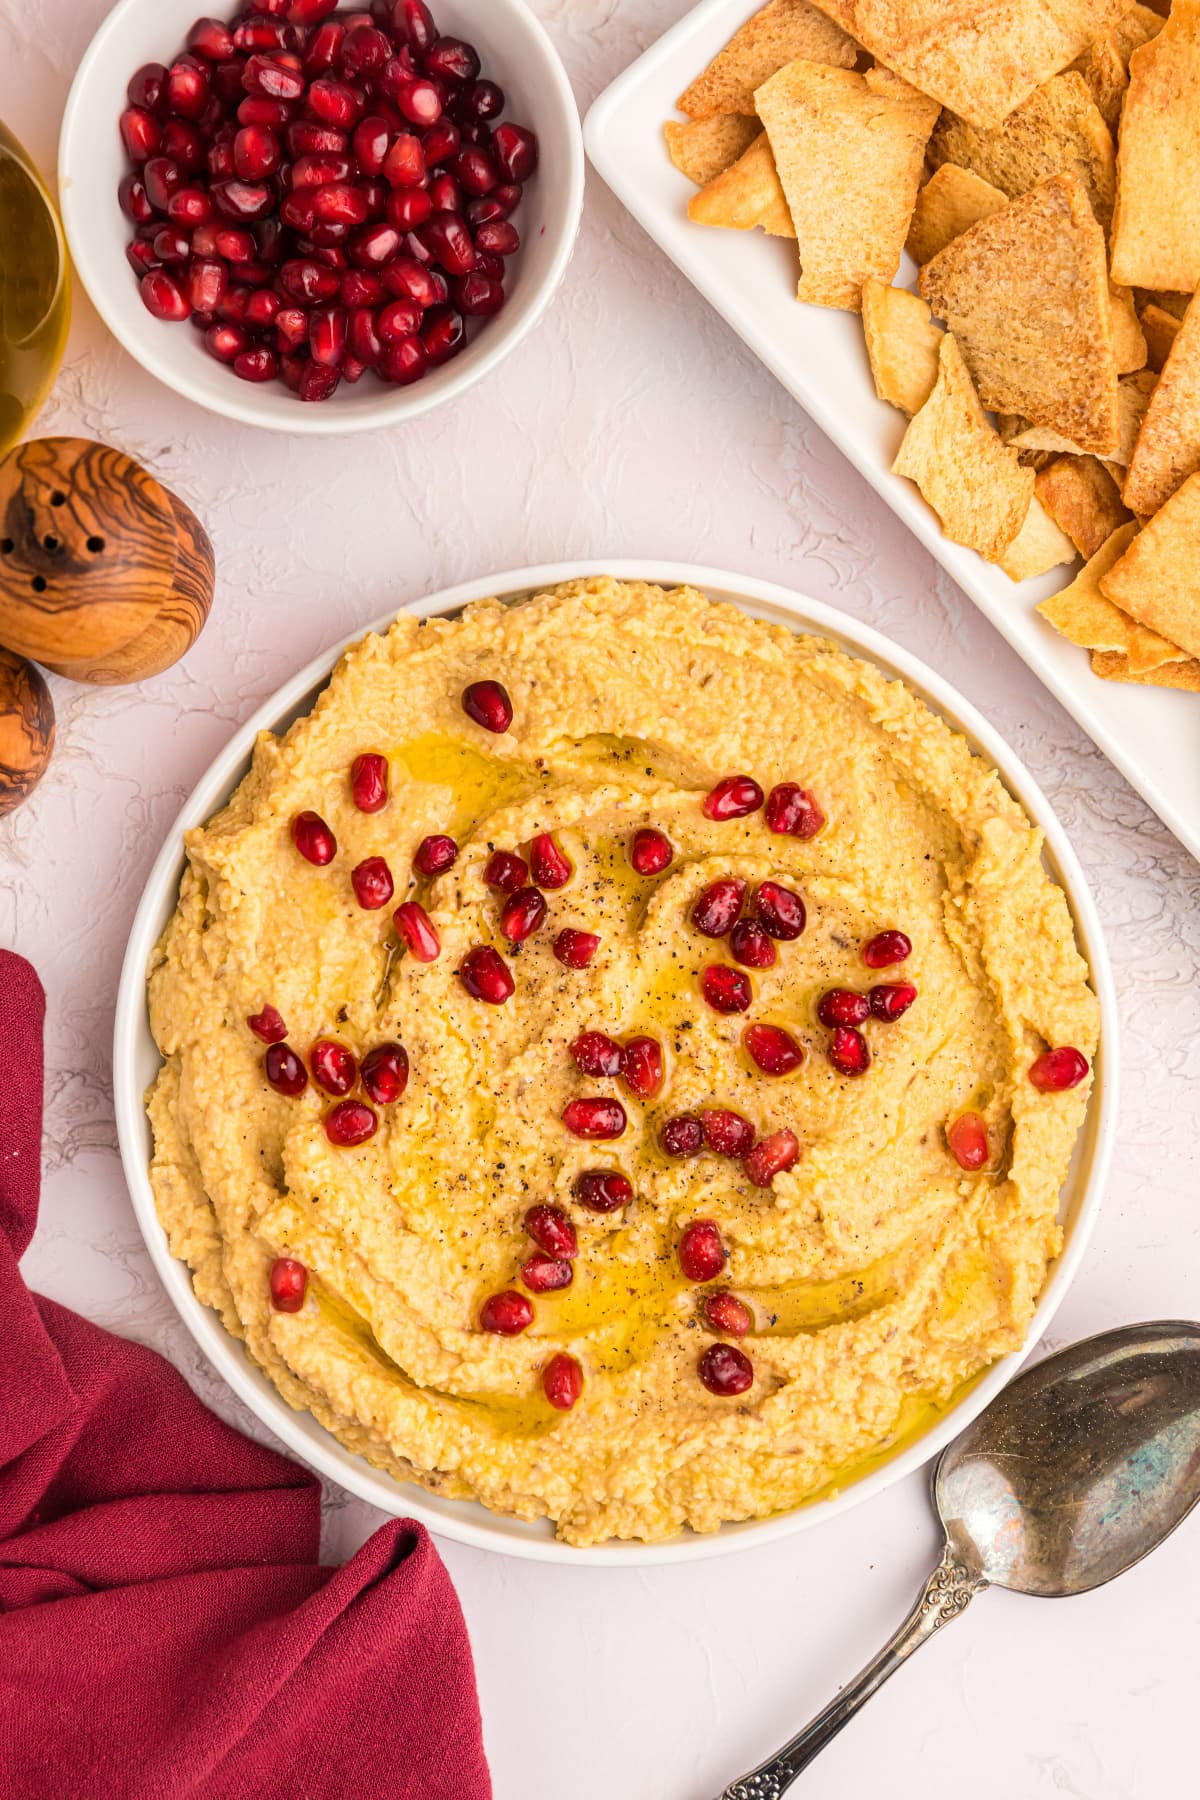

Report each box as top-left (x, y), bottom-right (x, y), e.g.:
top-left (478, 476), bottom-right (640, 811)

top-left (0, 437), bottom-right (214, 684)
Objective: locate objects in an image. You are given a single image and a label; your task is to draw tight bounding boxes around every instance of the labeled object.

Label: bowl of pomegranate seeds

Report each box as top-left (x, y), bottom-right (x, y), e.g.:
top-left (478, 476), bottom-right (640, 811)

top-left (59, 0), bottom-right (583, 430)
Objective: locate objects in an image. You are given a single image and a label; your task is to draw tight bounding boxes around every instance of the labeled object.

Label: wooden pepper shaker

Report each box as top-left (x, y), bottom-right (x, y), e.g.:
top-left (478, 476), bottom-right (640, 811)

top-left (0, 437), bottom-right (214, 684)
top-left (0, 645), bottom-right (54, 817)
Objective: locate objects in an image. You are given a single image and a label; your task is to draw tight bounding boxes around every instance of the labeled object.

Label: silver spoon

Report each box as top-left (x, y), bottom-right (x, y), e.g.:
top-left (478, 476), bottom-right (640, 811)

top-left (716, 1320), bottom-right (1200, 1798)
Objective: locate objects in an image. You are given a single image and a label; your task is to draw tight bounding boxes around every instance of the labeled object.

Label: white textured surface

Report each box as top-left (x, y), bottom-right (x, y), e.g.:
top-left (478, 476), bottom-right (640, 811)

top-left (4, 4), bottom-right (1199, 1797)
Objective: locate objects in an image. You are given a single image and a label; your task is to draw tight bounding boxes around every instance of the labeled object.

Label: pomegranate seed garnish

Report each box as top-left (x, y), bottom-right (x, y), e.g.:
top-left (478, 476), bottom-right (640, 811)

top-left (426, 36), bottom-right (481, 83)
top-left (730, 918), bottom-right (776, 968)
top-left (529, 833), bottom-right (571, 889)
top-left (480, 1290), bottom-right (532, 1335)
top-left (244, 289), bottom-right (280, 326)
top-left (702, 774), bottom-right (764, 821)
top-left (500, 886), bottom-right (547, 944)
top-left (660, 1114), bottom-right (704, 1158)
top-left (394, 899), bottom-right (440, 962)
top-left (351, 752), bottom-right (388, 812)
top-left (422, 118), bottom-right (461, 165)
top-left (324, 1099), bottom-right (378, 1146)
top-left (743, 1128), bottom-right (800, 1188)
top-left (827, 1027), bottom-right (871, 1077)
top-left (247, 1003), bottom-right (288, 1043)
top-left (521, 1254), bottom-right (573, 1294)
top-left (298, 361), bottom-right (341, 402)
top-left (119, 173), bottom-right (154, 223)
top-left (572, 1169), bottom-right (632, 1213)
top-left (701, 965), bottom-right (752, 1014)
top-left (542, 1352), bottom-right (583, 1411)
top-left (421, 208), bottom-right (476, 274)
top-left (459, 945), bottom-right (515, 1003)
top-left (571, 1031), bottom-right (623, 1078)
top-left (869, 982), bottom-right (917, 1022)
top-left (1029, 1047), bottom-right (1090, 1091)
top-left (562, 1097), bottom-right (627, 1140)
top-left (691, 878), bottom-right (746, 938)
top-left (397, 79), bottom-right (443, 127)
top-left (291, 809), bottom-right (337, 865)
top-left (701, 1290), bottom-right (752, 1337)
top-left (863, 930), bottom-right (912, 969)
top-left (351, 855), bottom-right (395, 910)
top-left (620, 1035), bottom-right (664, 1101)
top-left (288, 0), bottom-right (340, 24)
top-left (743, 1023), bottom-right (804, 1076)
top-left (235, 344), bottom-right (279, 384)
top-left (387, 187), bottom-right (433, 229)
top-left (143, 155), bottom-right (182, 211)
top-left (423, 304), bottom-right (466, 363)
top-left (454, 147), bottom-right (498, 196)
top-left (360, 1042), bottom-right (410, 1105)
top-left (310, 1038), bottom-right (358, 1096)
top-left (455, 273), bottom-right (505, 317)
top-left (269, 1257), bottom-right (307, 1312)
top-left (350, 115), bottom-right (389, 176)
top-left (233, 124), bottom-right (280, 178)
top-left (629, 828), bottom-right (674, 876)
top-left (493, 122), bottom-right (538, 182)
top-left (678, 1218), bottom-right (726, 1280)
top-left (947, 1112), bottom-right (990, 1171)
top-left (413, 834), bottom-right (458, 877)
top-left (168, 186), bottom-right (214, 225)
top-left (140, 270), bottom-right (191, 321)
top-left (765, 784), bottom-right (825, 838)
top-left (754, 880), bottom-right (807, 940)
top-left (127, 63), bottom-right (168, 113)
top-left (475, 218), bottom-right (519, 256)
top-left (167, 59), bottom-right (211, 121)
top-left (698, 1343), bottom-right (753, 1396)
top-left (340, 26), bottom-right (391, 78)
top-left (461, 679), bottom-right (512, 732)
top-left (462, 79), bottom-right (505, 122)
top-left (524, 1204), bottom-right (577, 1260)
top-left (554, 928), bottom-right (600, 969)
top-left (817, 988), bottom-right (869, 1028)
top-left (265, 1043), bottom-right (308, 1097)
top-left (394, 0), bottom-right (436, 53)
top-left (378, 298), bottom-right (422, 343)
top-left (701, 1109), bottom-right (755, 1157)
top-left (484, 849), bottom-right (528, 893)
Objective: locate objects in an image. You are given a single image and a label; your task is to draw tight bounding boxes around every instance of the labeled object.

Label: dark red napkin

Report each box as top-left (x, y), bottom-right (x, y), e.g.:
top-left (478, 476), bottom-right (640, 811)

top-left (0, 950), bottom-right (491, 1800)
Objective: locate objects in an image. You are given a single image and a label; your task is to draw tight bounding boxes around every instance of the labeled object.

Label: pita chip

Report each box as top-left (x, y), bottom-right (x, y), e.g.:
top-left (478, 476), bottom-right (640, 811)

top-left (1035, 456), bottom-right (1132, 557)
top-left (919, 173), bottom-right (1120, 455)
top-left (1038, 521), bottom-right (1190, 670)
top-left (665, 114), bottom-right (761, 186)
top-left (999, 496), bottom-right (1079, 580)
top-left (861, 278), bottom-right (943, 414)
top-left (688, 133), bottom-right (795, 236)
top-left (1004, 370), bottom-right (1157, 465)
top-left (1091, 651), bottom-right (1200, 688)
top-left (1110, 0), bottom-right (1200, 292)
top-left (676, 0), bottom-right (856, 118)
top-left (1141, 304), bottom-right (1182, 370)
top-left (893, 332), bottom-right (1035, 560)
top-left (755, 61), bottom-right (940, 310)
top-left (1073, 8), bottom-right (1163, 129)
top-left (1122, 295), bottom-right (1200, 515)
top-left (1100, 471), bottom-right (1200, 659)
top-left (1112, 4), bottom-right (1168, 61)
top-left (905, 165), bottom-right (1008, 265)
top-left (1108, 284), bottom-right (1148, 374)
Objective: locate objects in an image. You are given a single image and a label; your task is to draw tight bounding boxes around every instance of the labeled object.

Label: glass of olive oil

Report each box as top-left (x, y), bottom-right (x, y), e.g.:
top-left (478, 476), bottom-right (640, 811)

top-left (0, 120), bottom-right (70, 457)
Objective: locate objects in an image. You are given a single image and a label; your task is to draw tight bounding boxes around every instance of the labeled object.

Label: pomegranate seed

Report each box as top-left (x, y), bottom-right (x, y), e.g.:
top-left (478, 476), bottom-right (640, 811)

top-left (213, 179), bottom-right (274, 220)
top-left (270, 1257), bottom-right (307, 1312)
top-left (701, 1291), bottom-right (752, 1337)
top-left (480, 1290), bottom-right (532, 1335)
top-left (521, 1254), bottom-right (573, 1294)
top-left (702, 774), bottom-right (764, 820)
top-left (422, 119), bottom-right (461, 165)
top-left (691, 878), bottom-right (746, 938)
top-left (288, 0), bottom-right (340, 21)
top-left (163, 119), bottom-right (205, 172)
top-left (827, 1026), bottom-right (870, 1077)
top-left (360, 1042), bottom-right (410, 1105)
top-left (701, 1109), bottom-right (755, 1157)
top-left (658, 1114), bottom-right (703, 1158)
top-left (378, 298), bottom-right (422, 343)
top-left (699, 1342), bottom-right (753, 1396)
top-left (351, 752), bottom-right (388, 812)
top-left (817, 989), bottom-right (868, 1028)
top-left (573, 1169), bottom-right (631, 1213)
top-left (562, 1097), bottom-right (627, 1140)
top-left (397, 79), bottom-right (442, 126)
top-left (216, 284), bottom-right (249, 324)
top-left (341, 356), bottom-right (368, 384)
top-left (207, 139), bottom-right (237, 181)
top-left (500, 886), bottom-right (547, 944)
top-left (701, 965), bottom-right (752, 1014)
top-left (351, 115), bottom-right (390, 176)
top-left (127, 63), bottom-right (168, 113)
top-left (462, 79), bottom-right (504, 121)
top-left (454, 147), bottom-right (498, 196)
top-left (459, 945), bottom-right (515, 1003)
top-left (140, 270), bottom-right (191, 320)
top-left (421, 209), bottom-right (476, 275)
top-left (342, 270), bottom-right (384, 307)
top-left (234, 124), bottom-right (280, 179)
top-left (542, 1352), bottom-right (583, 1411)
top-left (393, 0), bottom-right (436, 50)
top-left (351, 855), bottom-right (394, 910)
top-left (340, 25), bottom-right (391, 77)
top-left (167, 59), bottom-right (211, 121)
top-left (730, 918), bottom-right (776, 968)
top-left (869, 982), bottom-right (917, 1022)
top-left (394, 900), bottom-right (440, 962)
top-left (765, 783), bottom-right (825, 838)
top-left (298, 360), bottom-right (341, 401)
top-left (863, 930), bottom-right (912, 969)
top-left (461, 679), bottom-right (512, 732)
top-left (1029, 1047), bottom-right (1090, 1091)
top-left (234, 346), bottom-right (279, 382)
top-left (530, 833), bottom-right (571, 889)
top-left (302, 20), bottom-right (344, 77)
top-left (215, 225), bottom-right (257, 260)
top-left (429, 168), bottom-right (463, 212)
top-left (126, 240), bottom-right (161, 279)
top-left (412, 834), bottom-right (456, 878)
top-left (947, 1111), bottom-right (990, 1171)
top-left (237, 97), bottom-right (292, 130)
top-left (525, 1204), bottom-right (577, 1260)
top-left (324, 1099), bottom-right (378, 1146)
top-left (291, 810), bottom-right (336, 864)
top-left (383, 132), bottom-right (426, 187)
top-left (265, 1043), bottom-right (308, 1096)
top-left (379, 335), bottom-right (428, 384)
top-left (345, 304), bottom-right (382, 364)
top-left (347, 222), bottom-right (400, 268)
top-left (743, 1128), bottom-right (800, 1188)
top-left (484, 849), bottom-right (527, 893)
top-left (620, 1035), bottom-right (664, 1100)
top-left (426, 36), bottom-right (481, 83)
top-left (308, 77), bottom-right (360, 127)
top-left (310, 1038), bottom-right (358, 1096)
top-left (245, 289), bottom-right (281, 326)
top-left (247, 1004), bottom-right (288, 1043)
top-left (205, 321), bottom-right (248, 363)
top-left (492, 182), bottom-right (523, 217)
top-left (423, 304), bottom-right (465, 363)
top-left (167, 186), bottom-right (214, 225)
top-left (119, 174), bottom-right (154, 223)
top-left (187, 18), bottom-right (234, 61)
top-left (243, 54), bottom-right (305, 102)
top-left (280, 353), bottom-right (306, 390)
top-left (475, 219), bottom-right (520, 256)
top-left (288, 121), bottom-right (348, 156)
top-left (308, 302), bottom-right (346, 365)
top-left (455, 272), bottom-right (505, 316)
top-left (493, 122), bottom-right (538, 182)
top-left (678, 1218), bottom-right (726, 1280)
top-left (383, 256), bottom-right (441, 305)
top-left (572, 1031), bottom-right (623, 1078)
top-left (387, 187), bottom-right (433, 229)
top-left (554, 928), bottom-right (600, 969)
top-left (754, 880), bottom-right (807, 940)
top-left (743, 1023), bottom-right (804, 1076)
top-left (152, 228), bottom-right (191, 266)
top-left (143, 156), bottom-right (182, 211)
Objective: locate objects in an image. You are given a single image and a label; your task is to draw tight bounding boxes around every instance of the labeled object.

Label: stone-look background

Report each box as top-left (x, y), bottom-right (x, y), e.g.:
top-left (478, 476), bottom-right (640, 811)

top-left (5, 4), bottom-right (1199, 1796)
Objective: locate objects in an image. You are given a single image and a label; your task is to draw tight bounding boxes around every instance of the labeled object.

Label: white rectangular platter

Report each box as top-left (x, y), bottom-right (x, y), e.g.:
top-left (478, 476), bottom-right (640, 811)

top-left (584, 0), bottom-right (1200, 864)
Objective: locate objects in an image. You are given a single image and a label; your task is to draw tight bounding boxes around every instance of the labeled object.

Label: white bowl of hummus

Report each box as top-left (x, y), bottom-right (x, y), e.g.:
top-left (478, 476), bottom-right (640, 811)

top-left (114, 564), bottom-right (1117, 1564)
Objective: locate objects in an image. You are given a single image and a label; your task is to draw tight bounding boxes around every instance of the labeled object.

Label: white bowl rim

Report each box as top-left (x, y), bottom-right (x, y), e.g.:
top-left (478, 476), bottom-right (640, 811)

top-left (113, 559), bottom-right (1119, 1564)
top-left (57, 0), bottom-right (585, 436)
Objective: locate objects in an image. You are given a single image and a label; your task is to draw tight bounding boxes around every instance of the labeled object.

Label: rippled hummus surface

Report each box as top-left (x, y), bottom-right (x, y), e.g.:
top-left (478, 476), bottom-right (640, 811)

top-left (148, 578), bottom-right (1098, 1545)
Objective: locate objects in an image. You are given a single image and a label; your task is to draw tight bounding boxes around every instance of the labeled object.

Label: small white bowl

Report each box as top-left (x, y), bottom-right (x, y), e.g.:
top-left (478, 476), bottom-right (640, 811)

top-left (113, 561), bottom-right (1118, 1565)
top-left (58, 0), bottom-right (583, 434)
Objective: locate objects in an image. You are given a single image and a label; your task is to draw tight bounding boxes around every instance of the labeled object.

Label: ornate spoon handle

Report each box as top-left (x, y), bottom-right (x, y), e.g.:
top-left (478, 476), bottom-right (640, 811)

top-left (715, 1543), bottom-right (984, 1798)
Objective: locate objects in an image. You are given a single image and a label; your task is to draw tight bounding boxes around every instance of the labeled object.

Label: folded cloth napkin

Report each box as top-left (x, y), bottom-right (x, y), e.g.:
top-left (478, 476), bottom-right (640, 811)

top-left (0, 950), bottom-right (491, 1800)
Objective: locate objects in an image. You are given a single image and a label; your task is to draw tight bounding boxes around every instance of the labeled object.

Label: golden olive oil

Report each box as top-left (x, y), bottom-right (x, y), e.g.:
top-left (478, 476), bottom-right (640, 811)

top-left (0, 122), bottom-right (70, 456)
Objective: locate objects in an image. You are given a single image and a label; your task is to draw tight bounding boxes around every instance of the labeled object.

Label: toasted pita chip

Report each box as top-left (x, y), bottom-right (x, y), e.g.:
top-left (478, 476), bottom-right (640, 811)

top-left (927, 73), bottom-right (1116, 232)
top-left (1004, 370), bottom-right (1157, 464)
top-left (688, 133), bottom-right (796, 236)
top-left (676, 0), bottom-right (857, 118)
top-left (755, 61), bottom-right (939, 310)
top-left (800, 0), bottom-right (1133, 130)
top-left (1074, 35), bottom-right (1127, 129)
top-left (1035, 456), bottom-right (1132, 557)
top-left (1141, 303), bottom-right (1182, 370)
top-left (1136, 289), bottom-right (1190, 320)
top-left (1122, 296), bottom-right (1200, 515)
top-left (1100, 470), bottom-right (1200, 658)
top-left (1037, 521), bottom-right (1190, 670)
top-left (1108, 284), bottom-right (1147, 374)
top-left (893, 332), bottom-right (1035, 559)
top-left (919, 173), bottom-right (1119, 455)
top-left (1113, 4), bottom-right (1168, 60)
top-left (999, 495), bottom-right (1079, 579)
top-left (905, 164), bottom-right (1008, 264)
top-left (1091, 650), bottom-right (1200, 687)
top-left (665, 114), bottom-right (762, 186)
top-left (861, 279), bottom-right (943, 414)
top-left (1110, 0), bottom-right (1200, 292)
